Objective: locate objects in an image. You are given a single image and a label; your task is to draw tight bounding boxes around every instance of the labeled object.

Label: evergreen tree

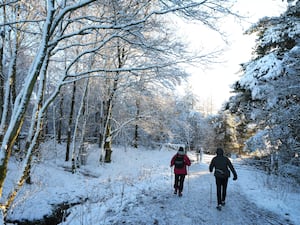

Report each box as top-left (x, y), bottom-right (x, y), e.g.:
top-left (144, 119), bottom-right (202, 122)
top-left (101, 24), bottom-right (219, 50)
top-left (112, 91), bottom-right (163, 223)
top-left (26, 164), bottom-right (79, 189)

top-left (226, 1), bottom-right (300, 179)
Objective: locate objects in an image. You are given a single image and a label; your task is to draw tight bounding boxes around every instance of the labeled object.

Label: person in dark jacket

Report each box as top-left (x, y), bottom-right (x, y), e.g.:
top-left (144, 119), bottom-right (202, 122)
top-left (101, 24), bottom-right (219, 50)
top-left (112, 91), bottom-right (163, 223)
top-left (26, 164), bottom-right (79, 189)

top-left (170, 147), bottom-right (191, 197)
top-left (209, 147), bottom-right (237, 210)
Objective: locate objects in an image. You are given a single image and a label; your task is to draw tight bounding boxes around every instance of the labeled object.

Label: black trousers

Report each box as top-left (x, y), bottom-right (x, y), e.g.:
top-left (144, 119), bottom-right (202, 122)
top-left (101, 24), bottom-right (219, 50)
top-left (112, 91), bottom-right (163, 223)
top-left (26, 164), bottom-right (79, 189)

top-left (174, 174), bottom-right (186, 193)
top-left (215, 177), bottom-right (228, 205)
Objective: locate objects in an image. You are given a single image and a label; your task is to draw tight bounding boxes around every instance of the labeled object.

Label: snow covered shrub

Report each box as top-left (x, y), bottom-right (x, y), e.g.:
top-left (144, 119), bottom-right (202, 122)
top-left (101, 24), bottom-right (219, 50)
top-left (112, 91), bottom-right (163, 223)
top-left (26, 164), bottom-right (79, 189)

top-left (278, 162), bottom-right (300, 185)
top-left (243, 130), bottom-right (269, 156)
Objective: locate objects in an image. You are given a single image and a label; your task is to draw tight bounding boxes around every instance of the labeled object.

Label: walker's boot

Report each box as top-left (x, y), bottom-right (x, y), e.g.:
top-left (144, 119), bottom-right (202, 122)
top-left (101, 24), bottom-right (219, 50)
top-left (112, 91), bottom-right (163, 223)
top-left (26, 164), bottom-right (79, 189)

top-left (178, 192), bottom-right (182, 197)
top-left (216, 205), bottom-right (222, 211)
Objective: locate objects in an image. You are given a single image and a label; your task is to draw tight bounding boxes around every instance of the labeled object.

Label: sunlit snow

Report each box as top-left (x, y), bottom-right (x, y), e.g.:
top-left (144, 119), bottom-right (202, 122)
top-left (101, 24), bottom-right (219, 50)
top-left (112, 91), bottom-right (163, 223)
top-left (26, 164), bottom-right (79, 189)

top-left (4, 142), bottom-right (299, 225)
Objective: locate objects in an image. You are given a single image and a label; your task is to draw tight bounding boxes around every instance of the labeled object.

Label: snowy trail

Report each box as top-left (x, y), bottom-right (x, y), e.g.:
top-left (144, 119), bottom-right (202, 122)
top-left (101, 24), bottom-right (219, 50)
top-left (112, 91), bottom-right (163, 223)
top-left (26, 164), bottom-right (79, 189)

top-left (9, 146), bottom-right (298, 225)
top-left (103, 162), bottom-right (293, 225)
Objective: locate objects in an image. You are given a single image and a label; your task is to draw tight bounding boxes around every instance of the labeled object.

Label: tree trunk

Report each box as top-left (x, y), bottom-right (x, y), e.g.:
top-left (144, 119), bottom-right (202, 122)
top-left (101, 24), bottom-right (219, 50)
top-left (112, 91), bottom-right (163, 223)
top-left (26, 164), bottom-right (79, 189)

top-left (100, 41), bottom-right (125, 163)
top-left (0, 33), bottom-right (4, 125)
top-left (25, 58), bottom-right (48, 183)
top-left (3, 48), bottom-right (49, 218)
top-left (101, 96), bottom-right (113, 163)
top-left (65, 81), bottom-right (76, 162)
top-left (57, 94), bottom-right (64, 144)
top-left (0, 1), bottom-right (55, 199)
top-left (104, 120), bottom-right (112, 163)
top-left (98, 101), bottom-right (104, 148)
top-left (133, 98), bottom-right (140, 148)
top-left (71, 79), bottom-right (89, 172)
top-left (0, 1), bottom-right (6, 127)
top-left (0, 28), bottom-right (18, 145)
top-left (0, 46), bottom-right (4, 143)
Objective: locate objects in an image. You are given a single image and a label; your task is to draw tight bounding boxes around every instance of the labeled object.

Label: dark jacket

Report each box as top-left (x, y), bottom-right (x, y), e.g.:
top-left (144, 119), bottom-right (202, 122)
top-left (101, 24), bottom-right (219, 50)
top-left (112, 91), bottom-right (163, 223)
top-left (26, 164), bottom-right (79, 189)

top-left (170, 153), bottom-right (191, 175)
top-left (209, 148), bottom-right (237, 179)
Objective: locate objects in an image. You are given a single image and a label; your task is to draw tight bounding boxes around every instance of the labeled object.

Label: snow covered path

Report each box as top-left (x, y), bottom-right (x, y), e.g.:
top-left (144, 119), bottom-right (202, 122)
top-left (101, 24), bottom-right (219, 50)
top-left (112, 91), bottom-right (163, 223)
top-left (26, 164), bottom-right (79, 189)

top-left (102, 162), bottom-right (293, 225)
top-left (8, 145), bottom-right (298, 225)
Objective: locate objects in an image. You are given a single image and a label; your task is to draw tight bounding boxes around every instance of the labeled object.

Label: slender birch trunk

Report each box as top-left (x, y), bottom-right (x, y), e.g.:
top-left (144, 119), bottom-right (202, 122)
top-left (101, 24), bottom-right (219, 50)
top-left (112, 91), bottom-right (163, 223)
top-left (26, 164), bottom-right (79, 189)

top-left (71, 78), bottom-right (89, 172)
top-left (65, 81), bottom-right (76, 162)
top-left (23, 54), bottom-right (48, 184)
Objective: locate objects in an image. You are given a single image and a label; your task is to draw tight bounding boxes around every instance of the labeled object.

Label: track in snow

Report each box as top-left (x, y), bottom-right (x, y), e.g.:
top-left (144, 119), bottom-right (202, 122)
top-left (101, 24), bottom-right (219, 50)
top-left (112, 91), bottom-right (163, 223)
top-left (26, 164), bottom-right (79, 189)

top-left (103, 163), bottom-right (294, 225)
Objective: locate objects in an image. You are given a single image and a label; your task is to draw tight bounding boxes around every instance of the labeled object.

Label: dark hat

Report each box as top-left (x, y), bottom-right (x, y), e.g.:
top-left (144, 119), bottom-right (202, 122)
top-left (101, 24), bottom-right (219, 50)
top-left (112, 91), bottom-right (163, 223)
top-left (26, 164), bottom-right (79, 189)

top-left (216, 148), bottom-right (224, 156)
top-left (178, 147), bottom-right (185, 155)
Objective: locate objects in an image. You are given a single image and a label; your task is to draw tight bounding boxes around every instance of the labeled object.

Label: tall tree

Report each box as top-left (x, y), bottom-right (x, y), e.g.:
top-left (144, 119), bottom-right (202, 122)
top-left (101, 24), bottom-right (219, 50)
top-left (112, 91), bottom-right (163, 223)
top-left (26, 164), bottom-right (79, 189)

top-left (226, 1), bottom-right (300, 176)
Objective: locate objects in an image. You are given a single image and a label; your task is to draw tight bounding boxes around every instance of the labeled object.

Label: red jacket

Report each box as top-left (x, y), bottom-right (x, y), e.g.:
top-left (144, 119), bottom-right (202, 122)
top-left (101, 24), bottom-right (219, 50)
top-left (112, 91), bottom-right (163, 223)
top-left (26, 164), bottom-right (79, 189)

top-left (170, 153), bottom-right (191, 175)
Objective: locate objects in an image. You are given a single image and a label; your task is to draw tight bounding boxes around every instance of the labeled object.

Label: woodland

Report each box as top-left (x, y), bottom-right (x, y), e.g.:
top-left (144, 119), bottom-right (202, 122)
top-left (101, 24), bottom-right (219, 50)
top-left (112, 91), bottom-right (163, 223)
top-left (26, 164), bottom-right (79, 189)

top-left (0, 0), bottom-right (299, 223)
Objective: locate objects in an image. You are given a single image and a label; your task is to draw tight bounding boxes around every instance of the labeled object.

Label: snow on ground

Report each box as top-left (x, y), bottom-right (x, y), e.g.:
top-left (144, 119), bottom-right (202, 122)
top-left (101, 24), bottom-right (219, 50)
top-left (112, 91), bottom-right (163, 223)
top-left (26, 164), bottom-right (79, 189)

top-left (5, 142), bottom-right (300, 225)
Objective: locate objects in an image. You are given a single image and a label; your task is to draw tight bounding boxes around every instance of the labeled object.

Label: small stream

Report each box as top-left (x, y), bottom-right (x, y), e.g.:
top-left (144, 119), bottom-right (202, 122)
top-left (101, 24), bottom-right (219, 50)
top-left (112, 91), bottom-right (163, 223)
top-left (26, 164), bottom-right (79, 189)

top-left (7, 201), bottom-right (84, 225)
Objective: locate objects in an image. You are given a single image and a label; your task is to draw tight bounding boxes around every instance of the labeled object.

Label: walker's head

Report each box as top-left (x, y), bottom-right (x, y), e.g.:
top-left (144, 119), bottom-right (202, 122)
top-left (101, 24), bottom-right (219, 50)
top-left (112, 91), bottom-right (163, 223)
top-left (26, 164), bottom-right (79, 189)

top-left (216, 148), bottom-right (224, 156)
top-left (178, 147), bottom-right (185, 155)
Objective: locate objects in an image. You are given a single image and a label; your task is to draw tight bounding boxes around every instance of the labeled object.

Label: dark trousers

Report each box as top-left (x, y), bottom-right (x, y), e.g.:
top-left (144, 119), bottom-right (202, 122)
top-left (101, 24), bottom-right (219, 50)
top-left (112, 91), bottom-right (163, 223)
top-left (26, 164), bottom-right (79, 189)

top-left (174, 174), bottom-right (186, 193)
top-left (215, 177), bottom-right (228, 205)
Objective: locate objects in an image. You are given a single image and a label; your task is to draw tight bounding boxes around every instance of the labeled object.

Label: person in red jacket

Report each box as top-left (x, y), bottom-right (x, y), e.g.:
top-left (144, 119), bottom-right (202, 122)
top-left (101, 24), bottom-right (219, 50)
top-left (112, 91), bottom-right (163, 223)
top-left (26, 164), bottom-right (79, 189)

top-left (170, 147), bottom-right (191, 197)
